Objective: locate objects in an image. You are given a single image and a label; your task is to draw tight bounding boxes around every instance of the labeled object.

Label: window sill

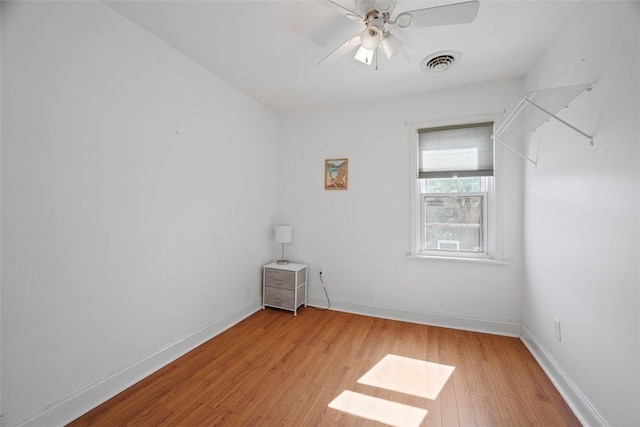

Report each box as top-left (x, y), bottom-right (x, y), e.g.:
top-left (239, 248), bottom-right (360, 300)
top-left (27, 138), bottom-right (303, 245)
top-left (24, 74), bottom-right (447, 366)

top-left (406, 253), bottom-right (509, 265)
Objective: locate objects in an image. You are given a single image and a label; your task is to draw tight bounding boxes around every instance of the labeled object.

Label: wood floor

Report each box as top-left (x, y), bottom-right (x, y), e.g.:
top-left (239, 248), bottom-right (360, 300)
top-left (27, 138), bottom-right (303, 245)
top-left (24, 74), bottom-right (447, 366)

top-left (69, 308), bottom-right (580, 426)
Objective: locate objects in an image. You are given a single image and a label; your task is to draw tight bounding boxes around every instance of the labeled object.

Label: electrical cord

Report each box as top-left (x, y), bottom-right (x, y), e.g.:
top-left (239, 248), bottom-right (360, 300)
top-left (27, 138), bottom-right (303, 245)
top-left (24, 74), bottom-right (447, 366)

top-left (311, 271), bottom-right (331, 311)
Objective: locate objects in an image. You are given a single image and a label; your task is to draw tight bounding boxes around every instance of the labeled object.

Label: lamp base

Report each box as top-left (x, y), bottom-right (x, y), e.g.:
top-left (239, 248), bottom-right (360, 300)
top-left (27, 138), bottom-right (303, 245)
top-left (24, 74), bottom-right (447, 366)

top-left (276, 259), bottom-right (289, 265)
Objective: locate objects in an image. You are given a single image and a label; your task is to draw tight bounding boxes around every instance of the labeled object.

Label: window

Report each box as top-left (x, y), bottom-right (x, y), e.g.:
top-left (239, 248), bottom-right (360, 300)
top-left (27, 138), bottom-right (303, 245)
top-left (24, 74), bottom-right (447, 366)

top-left (412, 122), bottom-right (495, 258)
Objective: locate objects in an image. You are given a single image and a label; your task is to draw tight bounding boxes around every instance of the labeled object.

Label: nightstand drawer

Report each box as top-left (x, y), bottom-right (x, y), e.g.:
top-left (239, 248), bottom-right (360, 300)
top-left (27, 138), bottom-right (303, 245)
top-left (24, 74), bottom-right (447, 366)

top-left (264, 268), bottom-right (295, 290)
top-left (264, 285), bottom-right (306, 309)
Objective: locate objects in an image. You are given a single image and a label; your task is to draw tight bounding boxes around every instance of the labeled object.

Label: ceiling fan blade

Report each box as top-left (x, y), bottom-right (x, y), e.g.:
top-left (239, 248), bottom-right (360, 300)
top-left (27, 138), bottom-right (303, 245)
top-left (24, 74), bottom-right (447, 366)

top-left (317, 34), bottom-right (361, 65)
top-left (315, 0), bottom-right (363, 23)
top-left (400, 47), bottom-right (412, 64)
top-left (394, 0), bottom-right (479, 29)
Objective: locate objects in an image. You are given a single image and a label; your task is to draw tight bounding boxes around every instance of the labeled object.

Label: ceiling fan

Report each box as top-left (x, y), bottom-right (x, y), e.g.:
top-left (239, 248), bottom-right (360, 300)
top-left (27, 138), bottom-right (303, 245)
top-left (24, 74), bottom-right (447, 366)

top-left (317, 0), bottom-right (480, 67)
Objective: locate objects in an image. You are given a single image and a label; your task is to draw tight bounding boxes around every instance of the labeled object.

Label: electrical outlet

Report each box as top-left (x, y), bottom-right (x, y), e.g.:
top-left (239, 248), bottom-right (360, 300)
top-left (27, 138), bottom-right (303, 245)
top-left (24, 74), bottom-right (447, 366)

top-left (318, 265), bottom-right (325, 275)
top-left (553, 318), bottom-right (562, 341)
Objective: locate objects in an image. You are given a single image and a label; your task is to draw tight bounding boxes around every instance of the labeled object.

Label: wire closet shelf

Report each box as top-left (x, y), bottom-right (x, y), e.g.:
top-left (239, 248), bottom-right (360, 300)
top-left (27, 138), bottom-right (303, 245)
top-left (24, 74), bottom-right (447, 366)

top-left (493, 82), bottom-right (596, 166)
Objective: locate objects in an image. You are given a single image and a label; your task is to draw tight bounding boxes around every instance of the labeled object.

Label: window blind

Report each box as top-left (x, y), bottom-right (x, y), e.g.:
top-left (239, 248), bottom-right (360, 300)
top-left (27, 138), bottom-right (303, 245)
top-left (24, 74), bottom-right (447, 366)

top-left (418, 122), bottom-right (494, 179)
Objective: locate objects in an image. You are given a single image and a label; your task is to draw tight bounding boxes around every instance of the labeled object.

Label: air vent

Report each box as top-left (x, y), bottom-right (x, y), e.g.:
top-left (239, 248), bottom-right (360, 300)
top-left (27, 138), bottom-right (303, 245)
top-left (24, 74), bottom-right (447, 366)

top-left (421, 51), bottom-right (460, 72)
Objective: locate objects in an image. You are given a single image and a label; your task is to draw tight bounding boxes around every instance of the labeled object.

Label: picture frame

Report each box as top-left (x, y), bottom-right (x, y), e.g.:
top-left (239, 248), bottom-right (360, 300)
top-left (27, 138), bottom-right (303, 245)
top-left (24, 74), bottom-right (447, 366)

top-left (325, 158), bottom-right (348, 190)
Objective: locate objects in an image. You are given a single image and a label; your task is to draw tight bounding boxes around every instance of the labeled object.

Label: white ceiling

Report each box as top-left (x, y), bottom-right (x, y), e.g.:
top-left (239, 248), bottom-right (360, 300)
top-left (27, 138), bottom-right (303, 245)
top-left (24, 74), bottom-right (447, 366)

top-left (104, 0), bottom-right (578, 113)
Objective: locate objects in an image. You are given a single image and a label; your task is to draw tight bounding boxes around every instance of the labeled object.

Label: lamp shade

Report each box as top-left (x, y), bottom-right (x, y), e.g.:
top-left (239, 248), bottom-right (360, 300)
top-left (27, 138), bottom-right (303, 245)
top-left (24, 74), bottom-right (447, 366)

top-left (381, 33), bottom-right (402, 59)
top-left (354, 45), bottom-right (375, 65)
top-left (360, 26), bottom-right (381, 50)
top-left (275, 225), bottom-right (292, 244)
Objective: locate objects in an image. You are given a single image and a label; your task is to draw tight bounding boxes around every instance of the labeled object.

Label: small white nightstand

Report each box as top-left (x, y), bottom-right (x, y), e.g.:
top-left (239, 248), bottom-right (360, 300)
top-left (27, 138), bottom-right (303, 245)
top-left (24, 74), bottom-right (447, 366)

top-left (262, 262), bottom-right (307, 315)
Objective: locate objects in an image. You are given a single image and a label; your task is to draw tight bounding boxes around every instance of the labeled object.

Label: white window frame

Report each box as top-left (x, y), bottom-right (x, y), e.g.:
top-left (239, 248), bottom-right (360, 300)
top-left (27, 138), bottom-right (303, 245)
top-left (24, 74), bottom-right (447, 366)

top-left (409, 116), bottom-right (501, 261)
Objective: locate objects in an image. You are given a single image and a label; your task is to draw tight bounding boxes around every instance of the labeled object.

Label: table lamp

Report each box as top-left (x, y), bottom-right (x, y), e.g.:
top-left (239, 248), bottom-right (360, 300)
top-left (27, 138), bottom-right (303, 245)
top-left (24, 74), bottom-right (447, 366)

top-left (275, 225), bottom-right (292, 265)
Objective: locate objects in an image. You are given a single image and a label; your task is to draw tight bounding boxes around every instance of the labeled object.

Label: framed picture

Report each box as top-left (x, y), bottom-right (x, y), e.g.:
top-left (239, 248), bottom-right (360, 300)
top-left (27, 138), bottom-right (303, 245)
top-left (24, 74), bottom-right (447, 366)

top-left (325, 158), bottom-right (348, 190)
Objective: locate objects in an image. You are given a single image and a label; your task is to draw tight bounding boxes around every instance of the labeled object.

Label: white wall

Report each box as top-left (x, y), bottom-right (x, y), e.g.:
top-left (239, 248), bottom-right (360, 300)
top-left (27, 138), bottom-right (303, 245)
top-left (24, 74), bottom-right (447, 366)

top-left (0, 1), bottom-right (277, 425)
top-left (277, 79), bottom-right (524, 334)
top-left (0, 1), bottom-right (3, 422)
top-left (522, 1), bottom-right (639, 426)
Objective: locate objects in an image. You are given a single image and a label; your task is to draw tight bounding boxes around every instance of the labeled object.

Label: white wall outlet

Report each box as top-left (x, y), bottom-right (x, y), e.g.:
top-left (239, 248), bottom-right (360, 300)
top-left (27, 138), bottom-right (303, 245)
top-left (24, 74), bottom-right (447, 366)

top-left (553, 318), bottom-right (562, 341)
top-left (318, 265), bottom-right (325, 275)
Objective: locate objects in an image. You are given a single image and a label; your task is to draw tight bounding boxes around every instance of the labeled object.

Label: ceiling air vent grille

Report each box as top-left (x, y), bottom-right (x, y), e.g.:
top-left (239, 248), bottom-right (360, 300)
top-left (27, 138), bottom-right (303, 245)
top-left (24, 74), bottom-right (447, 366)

top-left (421, 51), bottom-right (460, 72)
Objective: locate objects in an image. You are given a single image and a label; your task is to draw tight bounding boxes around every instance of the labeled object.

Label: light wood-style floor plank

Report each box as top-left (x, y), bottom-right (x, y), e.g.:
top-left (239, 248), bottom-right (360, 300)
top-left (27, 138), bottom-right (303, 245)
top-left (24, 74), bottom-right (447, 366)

top-left (68, 308), bottom-right (580, 426)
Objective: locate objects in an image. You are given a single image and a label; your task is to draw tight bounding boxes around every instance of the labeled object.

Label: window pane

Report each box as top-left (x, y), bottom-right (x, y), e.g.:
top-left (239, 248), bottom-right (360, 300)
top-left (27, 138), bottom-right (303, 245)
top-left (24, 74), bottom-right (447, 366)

top-left (423, 195), bottom-right (483, 252)
top-left (419, 177), bottom-right (481, 193)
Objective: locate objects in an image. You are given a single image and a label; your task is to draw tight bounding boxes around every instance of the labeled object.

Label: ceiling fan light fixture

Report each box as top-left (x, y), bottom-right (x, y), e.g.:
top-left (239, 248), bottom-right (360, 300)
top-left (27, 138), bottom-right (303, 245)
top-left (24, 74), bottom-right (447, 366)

top-left (381, 33), bottom-right (402, 59)
top-left (319, 0), bottom-right (479, 69)
top-left (354, 45), bottom-right (375, 65)
top-left (360, 26), bottom-right (381, 50)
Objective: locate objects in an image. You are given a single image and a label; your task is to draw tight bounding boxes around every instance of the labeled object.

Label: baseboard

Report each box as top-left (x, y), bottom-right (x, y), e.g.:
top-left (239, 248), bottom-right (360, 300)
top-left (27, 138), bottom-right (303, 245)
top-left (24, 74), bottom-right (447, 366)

top-left (14, 297), bottom-right (600, 427)
top-left (17, 299), bottom-right (263, 427)
top-left (520, 325), bottom-right (607, 427)
top-left (306, 294), bottom-right (521, 337)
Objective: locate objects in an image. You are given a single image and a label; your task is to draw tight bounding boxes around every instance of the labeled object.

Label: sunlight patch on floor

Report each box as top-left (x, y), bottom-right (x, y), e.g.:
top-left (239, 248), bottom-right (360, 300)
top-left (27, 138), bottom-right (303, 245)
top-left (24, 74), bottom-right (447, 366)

top-left (357, 354), bottom-right (455, 400)
top-left (328, 354), bottom-right (456, 426)
top-left (328, 390), bottom-right (428, 427)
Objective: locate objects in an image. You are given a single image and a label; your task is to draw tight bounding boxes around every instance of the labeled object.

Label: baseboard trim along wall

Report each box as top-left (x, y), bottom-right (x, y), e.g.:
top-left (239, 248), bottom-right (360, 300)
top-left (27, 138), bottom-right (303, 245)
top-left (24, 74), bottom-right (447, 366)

top-left (520, 325), bottom-right (607, 427)
top-left (18, 297), bottom-right (601, 427)
top-left (306, 294), bottom-right (522, 337)
top-left (18, 299), bottom-right (263, 427)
